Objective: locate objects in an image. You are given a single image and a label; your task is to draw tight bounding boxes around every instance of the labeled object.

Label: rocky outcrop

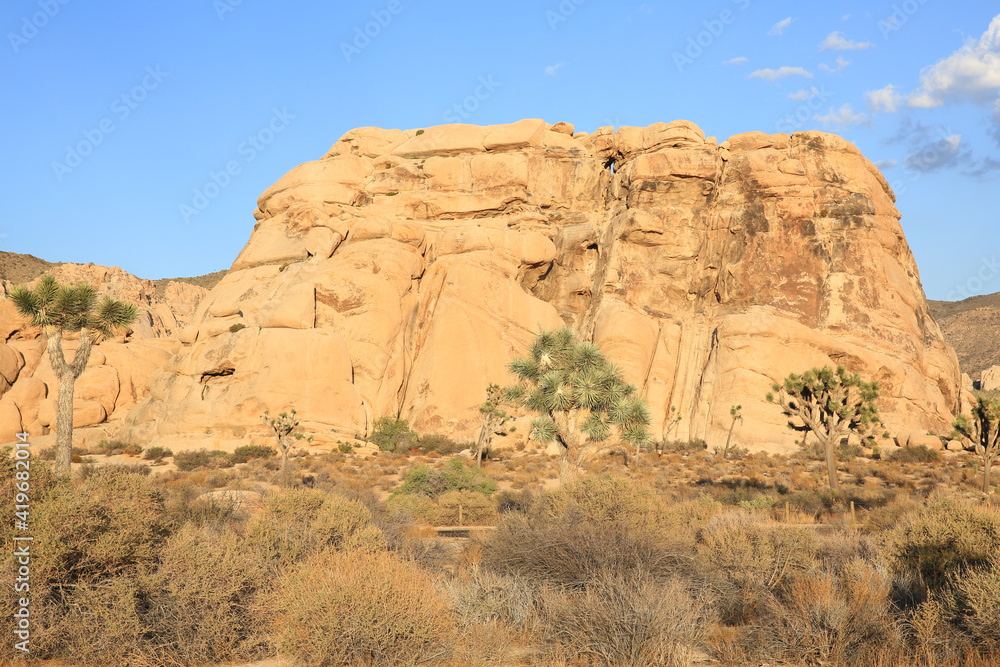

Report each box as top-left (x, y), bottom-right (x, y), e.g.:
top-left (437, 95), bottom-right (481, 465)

top-left (0, 264), bottom-right (208, 442)
top-left (119, 119), bottom-right (962, 453)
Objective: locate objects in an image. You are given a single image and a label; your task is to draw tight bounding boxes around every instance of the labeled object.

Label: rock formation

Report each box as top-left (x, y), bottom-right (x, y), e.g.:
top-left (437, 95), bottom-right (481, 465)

top-left (118, 119), bottom-right (962, 453)
top-left (0, 265), bottom-right (209, 442)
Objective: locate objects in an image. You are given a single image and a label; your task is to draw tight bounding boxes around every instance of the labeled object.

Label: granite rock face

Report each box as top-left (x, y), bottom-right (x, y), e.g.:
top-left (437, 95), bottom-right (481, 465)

top-left (0, 265), bottom-right (207, 442)
top-left (118, 119), bottom-right (961, 453)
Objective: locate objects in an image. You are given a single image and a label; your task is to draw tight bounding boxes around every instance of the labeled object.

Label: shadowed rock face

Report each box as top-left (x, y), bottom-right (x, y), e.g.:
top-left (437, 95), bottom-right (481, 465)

top-left (120, 119), bottom-right (962, 453)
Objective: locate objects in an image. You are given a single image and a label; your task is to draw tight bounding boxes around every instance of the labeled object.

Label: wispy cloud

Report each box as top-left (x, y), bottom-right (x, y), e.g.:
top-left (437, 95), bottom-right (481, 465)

top-left (819, 56), bottom-right (851, 73)
top-left (748, 66), bottom-right (813, 82)
top-left (789, 89), bottom-right (812, 101)
top-left (545, 63), bottom-right (564, 76)
top-left (724, 56), bottom-right (748, 66)
top-left (842, 13), bottom-right (851, 20)
top-left (866, 84), bottom-right (903, 113)
top-left (874, 159), bottom-right (897, 170)
top-left (814, 104), bottom-right (870, 129)
top-left (819, 31), bottom-right (873, 51)
top-left (906, 14), bottom-right (1000, 108)
top-left (767, 17), bottom-right (793, 36)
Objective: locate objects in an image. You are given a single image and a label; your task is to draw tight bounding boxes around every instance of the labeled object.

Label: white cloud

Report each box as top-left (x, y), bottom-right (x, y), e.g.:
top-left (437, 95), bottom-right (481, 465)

top-left (842, 13), bottom-right (851, 20)
top-left (874, 160), bottom-right (898, 169)
top-left (866, 84), bottom-right (904, 113)
top-left (748, 66), bottom-right (812, 82)
top-left (819, 56), bottom-right (851, 73)
top-left (906, 14), bottom-right (1000, 108)
top-left (724, 56), bottom-right (748, 66)
top-left (767, 17), bottom-right (793, 36)
top-left (545, 63), bottom-right (564, 76)
top-left (904, 134), bottom-right (962, 172)
top-left (819, 31), bottom-right (873, 51)
top-left (814, 104), bottom-right (870, 129)
top-left (789, 89), bottom-right (811, 101)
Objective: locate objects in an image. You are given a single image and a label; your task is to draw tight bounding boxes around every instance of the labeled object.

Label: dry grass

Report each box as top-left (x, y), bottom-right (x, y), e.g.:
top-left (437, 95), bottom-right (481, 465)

top-left (270, 550), bottom-right (455, 666)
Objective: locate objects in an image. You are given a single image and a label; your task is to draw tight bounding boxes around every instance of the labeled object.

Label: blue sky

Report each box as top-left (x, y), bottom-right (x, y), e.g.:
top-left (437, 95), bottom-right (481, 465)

top-left (2, 1), bottom-right (998, 301)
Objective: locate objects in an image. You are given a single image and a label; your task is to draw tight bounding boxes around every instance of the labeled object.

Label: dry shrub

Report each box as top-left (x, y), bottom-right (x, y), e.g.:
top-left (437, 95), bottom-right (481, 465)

top-left (740, 559), bottom-right (903, 666)
top-left (446, 566), bottom-right (538, 630)
top-left (246, 487), bottom-right (385, 566)
top-left (137, 524), bottom-right (274, 664)
top-left (889, 498), bottom-right (1000, 593)
top-left (949, 555), bottom-right (1000, 651)
top-left (697, 512), bottom-right (815, 623)
top-left (31, 469), bottom-right (170, 589)
top-left (480, 512), bottom-right (692, 588)
top-left (33, 525), bottom-right (274, 666)
top-left (270, 550), bottom-right (454, 666)
top-left (541, 572), bottom-right (713, 667)
top-left (436, 490), bottom-right (496, 525)
top-left (541, 474), bottom-right (669, 529)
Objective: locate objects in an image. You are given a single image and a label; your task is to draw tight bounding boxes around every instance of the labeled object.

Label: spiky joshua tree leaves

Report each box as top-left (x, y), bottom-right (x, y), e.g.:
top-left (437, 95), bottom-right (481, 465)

top-left (953, 392), bottom-right (1000, 494)
top-left (10, 276), bottom-right (137, 477)
top-left (261, 408), bottom-right (312, 486)
top-left (767, 365), bottom-right (881, 493)
top-left (504, 328), bottom-right (650, 479)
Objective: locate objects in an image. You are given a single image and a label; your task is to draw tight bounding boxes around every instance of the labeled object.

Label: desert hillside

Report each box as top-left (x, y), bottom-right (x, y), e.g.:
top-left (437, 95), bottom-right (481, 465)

top-left (928, 292), bottom-right (1000, 380)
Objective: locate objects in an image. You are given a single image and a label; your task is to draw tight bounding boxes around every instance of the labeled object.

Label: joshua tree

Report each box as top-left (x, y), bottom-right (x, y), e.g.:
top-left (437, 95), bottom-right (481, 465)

top-left (262, 409), bottom-right (312, 485)
top-left (722, 404), bottom-right (742, 459)
top-left (953, 392), bottom-right (1000, 494)
top-left (767, 365), bottom-right (881, 493)
top-left (476, 384), bottom-right (508, 467)
top-left (10, 276), bottom-right (137, 477)
top-left (504, 328), bottom-right (650, 480)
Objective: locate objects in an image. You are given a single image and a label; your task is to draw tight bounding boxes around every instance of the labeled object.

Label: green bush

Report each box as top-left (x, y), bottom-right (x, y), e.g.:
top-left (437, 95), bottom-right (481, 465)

top-left (96, 440), bottom-right (142, 456)
top-left (369, 416), bottom-right (418, 452)
top-left (888, 444), bottom-right (941, 463)
top-left (143, 445), bottom-right (173, 461)
top-left (174, 449), bottom-right (234, 471)
top-left (395, 458), bottom-right (497, 498)
top-left (232, 444), bottom-right (276, 464)
top-left (270, 550), bottom-right (455, 666)
top-left (415, 433), bottom-right (470, 455)
top-left (889, 498), bottom-right (1000, 593)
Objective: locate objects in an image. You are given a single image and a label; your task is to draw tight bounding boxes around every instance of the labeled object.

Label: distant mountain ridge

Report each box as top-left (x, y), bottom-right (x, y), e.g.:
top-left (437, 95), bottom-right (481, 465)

top-left (928, 293), bottom-right (1000, 380)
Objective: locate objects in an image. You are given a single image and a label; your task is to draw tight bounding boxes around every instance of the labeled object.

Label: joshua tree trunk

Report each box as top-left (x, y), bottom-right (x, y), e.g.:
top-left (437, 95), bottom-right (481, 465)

top-left (46, 330), bottom-right (92, 478)
top-left (824, 431), bottom-right (842, 494)
top-left (723, 417), bottom-right (739, 459)
top-left (279, 436), bottom-right (292, 487)
top-left (475, 425), bottom-right (489, 468)
top-left (984, 454), bottom-right (993, 494)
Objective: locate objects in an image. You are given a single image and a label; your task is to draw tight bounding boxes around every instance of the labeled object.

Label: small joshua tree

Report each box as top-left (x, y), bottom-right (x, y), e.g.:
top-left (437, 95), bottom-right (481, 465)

top-left (10, 276), bottom-right (137, 478)
top-left (722, 404), bottom-right (742, 460)
top-left (767, 365), bottom-right (881, 493)
top-left (504, 328), bottom-right (650, 480)
top-left (476, 384), bottom-right (509, 467)
top-left (262, 409), bottom-right (312, 485)
top-left (953, 392), bottom-right (1000, 494)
